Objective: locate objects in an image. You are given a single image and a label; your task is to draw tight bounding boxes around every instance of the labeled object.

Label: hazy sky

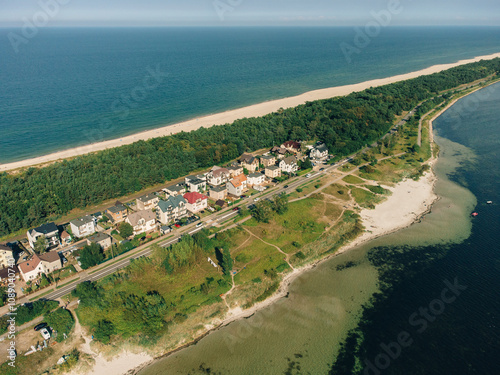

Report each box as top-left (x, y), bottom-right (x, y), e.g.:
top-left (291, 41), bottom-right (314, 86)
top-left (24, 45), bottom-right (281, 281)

top-left (1, 0), bottom-right (499, 27)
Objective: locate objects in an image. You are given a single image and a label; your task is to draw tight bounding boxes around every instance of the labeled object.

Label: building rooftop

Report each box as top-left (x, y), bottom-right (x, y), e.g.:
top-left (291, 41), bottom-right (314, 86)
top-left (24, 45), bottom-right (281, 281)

top-left (211, 185), bottom-right (227, 192)
top-left (266, 165), bottom-right (280, 170)
top-left (39, 251), bottom-right (61, 264)
top-left (158, 196), bottom-right (187, 212)
top-left (183, 192), bottom-right (208, 204)
top-left (30, 222), bottom-right (58, 236)
top-left (138, 193), bottom-right (158, 203)
top-left (248, 172), bottom-right (264, 178)
top-left (87, 232), bottom-right (111, 243)
top-left (70, 215), bottom-right (94, 227)
top-left (127, 210), bottom-right (156, 227)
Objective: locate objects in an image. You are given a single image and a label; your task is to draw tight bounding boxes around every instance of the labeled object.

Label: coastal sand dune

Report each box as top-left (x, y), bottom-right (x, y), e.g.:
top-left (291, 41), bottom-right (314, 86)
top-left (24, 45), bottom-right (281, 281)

top-left (2, 52), bottom-right (500, 173)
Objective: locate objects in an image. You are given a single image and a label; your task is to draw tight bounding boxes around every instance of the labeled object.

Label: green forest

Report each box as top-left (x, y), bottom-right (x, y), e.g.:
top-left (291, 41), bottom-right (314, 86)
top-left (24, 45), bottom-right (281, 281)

top-left (1, 58), bottom-right (499, 237)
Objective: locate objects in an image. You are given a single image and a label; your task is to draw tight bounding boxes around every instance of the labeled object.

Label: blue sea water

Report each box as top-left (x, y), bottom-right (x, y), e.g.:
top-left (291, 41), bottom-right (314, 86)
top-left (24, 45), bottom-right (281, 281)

top-left (1, 26), bottom-right (500, 163)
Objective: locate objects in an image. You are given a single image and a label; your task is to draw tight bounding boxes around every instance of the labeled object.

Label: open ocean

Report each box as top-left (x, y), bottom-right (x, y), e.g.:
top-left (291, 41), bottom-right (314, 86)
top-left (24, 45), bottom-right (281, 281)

top-left (1, 26), bottom-right (500, 164)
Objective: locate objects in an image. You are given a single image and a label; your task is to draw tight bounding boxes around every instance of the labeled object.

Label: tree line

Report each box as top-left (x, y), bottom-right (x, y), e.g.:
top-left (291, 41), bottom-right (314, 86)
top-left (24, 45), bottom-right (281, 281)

top-left (1, 59), bottom-right (499, 236)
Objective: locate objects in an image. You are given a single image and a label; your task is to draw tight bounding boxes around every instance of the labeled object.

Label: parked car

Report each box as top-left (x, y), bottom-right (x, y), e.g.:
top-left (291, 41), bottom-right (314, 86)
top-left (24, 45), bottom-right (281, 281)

top-left (306, 173), bottom-right (311, 178)
top-left (40, 328), bottom-right (51, 340)
top-left (174, 223), bottom-right (181, 228)
top-left (284, 185), bottom-right (289, 188)
top-left (196, 222), bottom-right (203, 228)
top-left (254, 197), bottom-right (260, 202)
top-left (232, 207), bottom-right (239, 211)
top-left (34, 322), bottom-right (48, 331)
top-left (319, 168), bottom-right (325, 171)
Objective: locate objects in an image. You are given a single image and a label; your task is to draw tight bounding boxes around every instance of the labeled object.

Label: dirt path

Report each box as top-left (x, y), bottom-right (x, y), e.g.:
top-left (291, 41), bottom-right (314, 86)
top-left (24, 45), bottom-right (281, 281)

top-left (242, 227), bottom-right (294, 270)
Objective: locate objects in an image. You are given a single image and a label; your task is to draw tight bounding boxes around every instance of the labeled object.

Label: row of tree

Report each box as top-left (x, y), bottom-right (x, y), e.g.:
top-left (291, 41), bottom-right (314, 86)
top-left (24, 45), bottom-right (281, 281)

top-left (1, 58), bottom-right (499, 236)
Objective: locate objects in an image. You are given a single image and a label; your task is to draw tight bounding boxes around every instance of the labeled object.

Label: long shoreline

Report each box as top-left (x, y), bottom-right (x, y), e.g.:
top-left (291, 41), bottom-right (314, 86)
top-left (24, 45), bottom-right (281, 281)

top-left (2, 52), bottom-right (500, 173)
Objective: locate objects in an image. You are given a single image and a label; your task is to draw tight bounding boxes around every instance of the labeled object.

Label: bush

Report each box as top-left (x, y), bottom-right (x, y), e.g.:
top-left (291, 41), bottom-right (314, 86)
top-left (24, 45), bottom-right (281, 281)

top-left (46, 307), bottom-right (75, 342)
top-left (93, 320), bottom-right (115, 344)
top-left (0, 300), bottom-right (59, 334)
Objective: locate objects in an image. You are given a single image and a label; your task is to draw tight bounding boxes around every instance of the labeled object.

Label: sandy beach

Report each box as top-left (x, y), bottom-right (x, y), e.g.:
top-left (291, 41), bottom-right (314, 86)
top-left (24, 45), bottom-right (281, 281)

top-left (2, 52), bottom-right (500, 173)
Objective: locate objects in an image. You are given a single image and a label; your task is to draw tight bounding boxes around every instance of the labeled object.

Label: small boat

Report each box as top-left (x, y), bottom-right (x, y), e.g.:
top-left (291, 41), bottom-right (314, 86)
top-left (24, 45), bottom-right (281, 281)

top-left (471, 212), bottom-right (479, 217)
top-left (486, 201), bottom-right (493, 204)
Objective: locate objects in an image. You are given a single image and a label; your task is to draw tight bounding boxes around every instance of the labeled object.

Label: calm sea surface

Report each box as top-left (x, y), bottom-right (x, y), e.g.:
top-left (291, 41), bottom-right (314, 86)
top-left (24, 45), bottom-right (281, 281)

top-left (1, 26), bottom-right (500, 163)
top-left (138, 83), bottom-right (500, 374)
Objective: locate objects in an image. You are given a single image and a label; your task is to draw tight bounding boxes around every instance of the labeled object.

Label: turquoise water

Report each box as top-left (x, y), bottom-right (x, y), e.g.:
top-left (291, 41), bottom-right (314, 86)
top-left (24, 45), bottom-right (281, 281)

top-left (1, 26), bottom-right (500, 163)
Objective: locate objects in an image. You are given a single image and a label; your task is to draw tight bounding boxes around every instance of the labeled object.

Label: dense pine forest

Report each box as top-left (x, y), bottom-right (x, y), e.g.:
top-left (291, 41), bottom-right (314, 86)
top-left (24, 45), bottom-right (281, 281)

top-left (1, 58), bottom-right (499, 237)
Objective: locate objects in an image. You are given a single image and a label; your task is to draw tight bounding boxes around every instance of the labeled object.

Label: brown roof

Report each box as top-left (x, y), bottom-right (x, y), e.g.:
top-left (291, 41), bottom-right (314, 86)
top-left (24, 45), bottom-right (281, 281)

top-left (282, 156), bottom-right (297, 165)
top-left (61, 231), bottom-right (71, 239)
top-left (0, 266), bottom-right (19, 280)
top-left (18, 255), bottom-right (41, 274)
top-left (127, 210), bottom-right (156, 227)
top-left (39, 251), bottom-right (61, 264)
top-left (211, 167), bottom-right (230, 178)
top-left (0, 244), bottom-right (13, 252)
top-left (283, 141), bottom-right (301, 150)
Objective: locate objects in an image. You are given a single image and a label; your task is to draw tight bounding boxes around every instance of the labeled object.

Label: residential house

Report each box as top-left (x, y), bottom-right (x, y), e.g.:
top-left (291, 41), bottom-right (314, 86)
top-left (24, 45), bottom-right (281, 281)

top-left (209, 185), bottom-right (228, 201)
top-left (279, 156), bottom-right (299, 174)
top-left (281, 141), bottom-right (301, 153)
top-left (265, 165), bottom-right (282, 179)
top-left (185, 175), bottom-right (207, 193)
top-left (70, 215), bottom-right (96, 238)
top-left (239, 153), bottom-right (259, 173)
top-left (136, 193), bottom-right (160, 211)
top-left (126, 210), bottom-right (157, 235)
top-left (0, 266), bottom-right (19, 286)
top-left (87, 232), bottom-right (112, 249)
top-left (226, 174), bottom-right (248, 197)
top-left (60, 231), bottom-right (72, 245)
top-left (157, 196), bottom-right (188, 224)
top-left (163, 183), bottom-right (186, 197)
top-left (247, 172), bottom-right (266, 187)
top-left (206, 167), bottom-right (231, 186)
top-left (227, 165), bottom-right (244, 177)
top-left (18, 252), bottom-right (62, 282)
top-left (106, 201), bottom-right (128, 223)
top-left (0, 244), bottom-right (15, 269)
top-left (309, 143), bottom-right (329, 161)
top-left (259, 154), bottom-right (276, 167)
top-left (27, 222), bottom-right (60, 251)
top-left (270, 146), bottom-right (288, 159)
top-left (183, 192), bottom-right (208, 213)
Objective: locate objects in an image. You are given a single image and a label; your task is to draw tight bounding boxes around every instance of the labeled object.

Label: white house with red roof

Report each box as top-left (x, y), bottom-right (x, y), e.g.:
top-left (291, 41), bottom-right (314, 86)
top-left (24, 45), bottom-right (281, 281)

top-left (183, 192), bottom-right (208, 213)
top-left (18, 252), bottom-right (62, 282)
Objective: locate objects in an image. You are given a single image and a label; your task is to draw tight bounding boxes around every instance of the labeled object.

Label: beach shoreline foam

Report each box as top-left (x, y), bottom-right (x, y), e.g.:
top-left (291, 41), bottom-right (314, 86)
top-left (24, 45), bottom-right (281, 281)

top-left (2, 52), bottom-right (499, 173)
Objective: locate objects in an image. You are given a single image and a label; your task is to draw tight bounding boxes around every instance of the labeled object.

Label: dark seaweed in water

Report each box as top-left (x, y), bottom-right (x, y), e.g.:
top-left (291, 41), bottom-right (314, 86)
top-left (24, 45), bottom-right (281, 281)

top-left (336, 261), bottom-right (359, 271)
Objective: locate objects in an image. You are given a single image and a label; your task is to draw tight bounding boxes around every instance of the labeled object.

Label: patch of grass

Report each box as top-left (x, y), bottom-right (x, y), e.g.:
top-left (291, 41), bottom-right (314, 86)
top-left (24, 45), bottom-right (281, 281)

top-left (364, 185), bottom-right (391, 195)
top-left (350, 187), bottom-right (380, 209)
top-left (342, 175), bottom-right (364, 184)
top-left (322, 184), bottom-right (351, 201)
top-left (242, 197), bottom-right (326, 254)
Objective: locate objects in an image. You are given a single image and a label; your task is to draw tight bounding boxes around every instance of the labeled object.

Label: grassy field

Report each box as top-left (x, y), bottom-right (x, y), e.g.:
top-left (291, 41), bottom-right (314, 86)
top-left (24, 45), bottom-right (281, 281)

top-left (342, 175), bottom-right (365, 184)
top-left (242, 197), bottom-right (328, 254)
